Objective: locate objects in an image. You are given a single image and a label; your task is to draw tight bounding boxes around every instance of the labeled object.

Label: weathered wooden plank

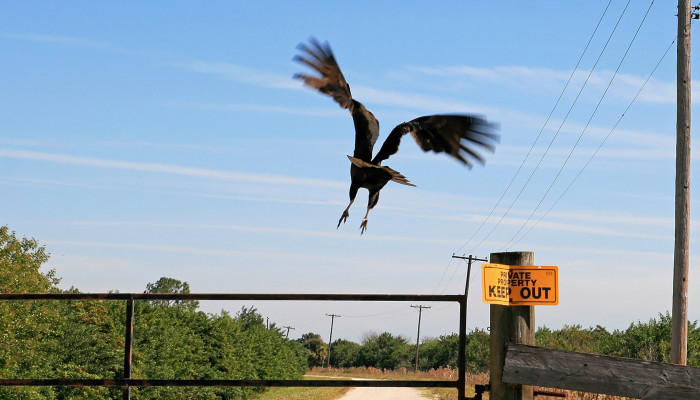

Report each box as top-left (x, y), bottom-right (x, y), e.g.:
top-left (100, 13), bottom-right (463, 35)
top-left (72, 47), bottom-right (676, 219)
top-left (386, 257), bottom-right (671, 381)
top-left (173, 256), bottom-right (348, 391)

top-left (503, 344), bottom-right (700, 400)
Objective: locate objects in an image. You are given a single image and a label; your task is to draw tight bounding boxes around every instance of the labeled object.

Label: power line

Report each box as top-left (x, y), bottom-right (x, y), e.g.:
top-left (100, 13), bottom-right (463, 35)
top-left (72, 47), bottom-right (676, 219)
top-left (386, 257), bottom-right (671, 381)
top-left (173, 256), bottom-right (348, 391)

top-left (467, 0), bottom-right (633, 256)
top-left (452, 0), bottom-right (615, 257)
top-left (435, 1), bottom-right (616, 295)
top-left (506, 35), bottom-right (676, 250)
top-left (500, 0), bottom-right (656, 250)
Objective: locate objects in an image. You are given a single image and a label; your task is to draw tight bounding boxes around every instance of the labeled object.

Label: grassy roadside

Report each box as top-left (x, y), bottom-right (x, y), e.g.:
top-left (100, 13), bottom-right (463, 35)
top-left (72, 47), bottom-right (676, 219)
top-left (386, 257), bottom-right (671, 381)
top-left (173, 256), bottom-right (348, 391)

top-left (252, 386), bottom-right (350, 400)
top-left (306, 366), bottom-right (489, 399)
top-left (250, 375), bottom-right (351, 400)
top-left (251, 368), bottom-right (636, 400)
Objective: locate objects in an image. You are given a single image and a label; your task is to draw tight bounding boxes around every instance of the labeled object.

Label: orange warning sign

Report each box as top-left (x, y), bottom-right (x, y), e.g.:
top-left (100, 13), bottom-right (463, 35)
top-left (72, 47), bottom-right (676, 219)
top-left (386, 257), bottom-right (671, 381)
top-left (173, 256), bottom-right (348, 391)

top-left (481, 263), bottom-right (558, 306)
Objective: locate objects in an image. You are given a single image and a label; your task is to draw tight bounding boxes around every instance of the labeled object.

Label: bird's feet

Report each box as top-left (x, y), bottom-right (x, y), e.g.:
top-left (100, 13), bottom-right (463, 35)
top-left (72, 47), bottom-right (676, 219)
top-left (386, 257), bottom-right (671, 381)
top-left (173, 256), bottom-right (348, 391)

top-left (360, 218), bottom-right (368, 235)
top-left (337, 210), bottom-right (349, 228)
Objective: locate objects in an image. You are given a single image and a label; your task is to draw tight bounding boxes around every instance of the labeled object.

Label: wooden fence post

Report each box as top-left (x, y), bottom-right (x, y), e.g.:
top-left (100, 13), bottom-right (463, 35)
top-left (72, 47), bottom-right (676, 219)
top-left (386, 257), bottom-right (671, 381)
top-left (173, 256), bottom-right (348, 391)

top-left (489, 251), bottom-right (535, 400)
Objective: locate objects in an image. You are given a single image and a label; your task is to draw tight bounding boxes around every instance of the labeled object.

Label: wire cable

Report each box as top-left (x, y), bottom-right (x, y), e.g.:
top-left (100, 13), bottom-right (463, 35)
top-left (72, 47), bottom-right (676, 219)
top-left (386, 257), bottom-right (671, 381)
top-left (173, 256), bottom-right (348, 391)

top-left (465, 0), bottom-right (633, 256)
top-left (499, 0), bottom-right (656, 251)
top-left (505, 34), bottom-right (675, 249)
top-left (452, 0), bottom-right (615, 257)
top-left (435, 1), bottom-right (615, 295)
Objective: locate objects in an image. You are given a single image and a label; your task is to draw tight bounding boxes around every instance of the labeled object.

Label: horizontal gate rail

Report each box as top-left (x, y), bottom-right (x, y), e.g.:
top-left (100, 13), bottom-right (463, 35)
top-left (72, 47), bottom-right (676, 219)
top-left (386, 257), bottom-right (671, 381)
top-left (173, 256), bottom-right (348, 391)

top-left (0, 379), bottom-right (457, 388)
top-left (0, 291), bottom-right (475, 399)
top-left (0, 293), bottom-right (462, 301)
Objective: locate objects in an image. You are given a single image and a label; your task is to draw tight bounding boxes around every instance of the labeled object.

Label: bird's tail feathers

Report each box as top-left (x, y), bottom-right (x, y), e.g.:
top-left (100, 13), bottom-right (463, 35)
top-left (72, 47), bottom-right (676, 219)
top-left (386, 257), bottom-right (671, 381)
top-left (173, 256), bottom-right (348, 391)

top-left (347, 156), bottom-right (416, 187)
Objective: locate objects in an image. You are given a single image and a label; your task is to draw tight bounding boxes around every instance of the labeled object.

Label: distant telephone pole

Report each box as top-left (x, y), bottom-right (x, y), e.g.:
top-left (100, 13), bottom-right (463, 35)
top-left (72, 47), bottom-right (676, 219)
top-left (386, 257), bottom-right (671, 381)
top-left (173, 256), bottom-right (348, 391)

top-left (452, 254), bottom-right (489, 300)
top-left (325, 313), bottom-right (340, 368)
top-left (411, 305), bottom-right (431, 372)
top-left (283, 325), bottom-right (295, 339)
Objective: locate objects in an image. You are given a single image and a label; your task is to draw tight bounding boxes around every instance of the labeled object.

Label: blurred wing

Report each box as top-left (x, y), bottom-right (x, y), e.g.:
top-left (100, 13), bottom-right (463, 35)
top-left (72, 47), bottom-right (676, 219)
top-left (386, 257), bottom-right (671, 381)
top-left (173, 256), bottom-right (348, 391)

top-left (293, 37), bottom-right (379, 162)
top-left (293, 37), bottom-right (352, 109)
top-left (372, 114), bottom-right (499, 167)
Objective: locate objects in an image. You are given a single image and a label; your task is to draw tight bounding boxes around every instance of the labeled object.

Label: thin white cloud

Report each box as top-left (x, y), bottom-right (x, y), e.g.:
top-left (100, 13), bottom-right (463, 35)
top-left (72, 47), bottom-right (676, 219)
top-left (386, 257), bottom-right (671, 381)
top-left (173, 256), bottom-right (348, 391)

top-left (161, 101), bottom-right (341, 117)
top-left (37, 220), bottom-right (464, 245)
top-left (1, 32), bottom-right (133, 54)
top-left (0, 149), bottom-right (343, 188)
top-left (408, 65), bottom-right (692, 105)
top-left (353, 85), bottom-right (492, 115)
top-left (45, 239), bottom-right (330, 260)
top-left (169, 60), bottom-right (300, 90)
top-left (412, 210), bottom-right (670, 242)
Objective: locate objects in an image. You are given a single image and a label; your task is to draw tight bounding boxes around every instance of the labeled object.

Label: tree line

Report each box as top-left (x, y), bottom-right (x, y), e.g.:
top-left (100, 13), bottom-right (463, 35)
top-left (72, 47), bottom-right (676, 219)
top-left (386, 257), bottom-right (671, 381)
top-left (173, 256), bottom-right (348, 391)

top-left (1, 225), bottom-right (699, 400)
top-left (0, 226), bottom-right (306, 399)
top-left (298, 314), bottom-right (699, 375)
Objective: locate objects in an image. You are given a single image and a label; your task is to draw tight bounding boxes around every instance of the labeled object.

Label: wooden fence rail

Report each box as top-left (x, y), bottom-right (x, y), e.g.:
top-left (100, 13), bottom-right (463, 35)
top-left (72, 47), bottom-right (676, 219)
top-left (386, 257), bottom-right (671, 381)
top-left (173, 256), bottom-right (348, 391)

top-left (502, 344), bottom-right (700, 400)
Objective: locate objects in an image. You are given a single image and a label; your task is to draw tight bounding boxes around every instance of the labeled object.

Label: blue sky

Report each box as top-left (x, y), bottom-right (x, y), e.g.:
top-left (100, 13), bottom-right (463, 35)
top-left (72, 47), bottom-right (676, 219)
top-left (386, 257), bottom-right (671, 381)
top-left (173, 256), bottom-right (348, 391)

top-left (2, 1), bottom-right (698, 343)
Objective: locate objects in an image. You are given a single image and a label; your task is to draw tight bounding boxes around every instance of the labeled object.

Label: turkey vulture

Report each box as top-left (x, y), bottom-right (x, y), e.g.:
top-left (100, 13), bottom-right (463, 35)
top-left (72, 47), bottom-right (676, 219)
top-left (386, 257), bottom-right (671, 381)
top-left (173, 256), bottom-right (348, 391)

top-left (294, 37), bottom-right (498, 234)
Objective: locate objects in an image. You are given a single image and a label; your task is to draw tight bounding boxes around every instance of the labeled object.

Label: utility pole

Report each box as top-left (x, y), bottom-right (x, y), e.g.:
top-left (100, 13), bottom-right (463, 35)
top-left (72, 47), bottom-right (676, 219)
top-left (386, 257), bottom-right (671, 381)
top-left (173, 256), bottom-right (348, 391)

top-left (489, 251), bottom-right (535, 400)
top-left (452, 254), bottom-right (488, 400)
top-left (411, 305), bottom-right (431, 373)
top-left (283, 325), bottom-right (295, 339)
top-left (672, 0), bottom-right (695, 366)
top-left (325, 313), bottom-right (340, 368)
top-left (452, 254), bottom-right (489, 302)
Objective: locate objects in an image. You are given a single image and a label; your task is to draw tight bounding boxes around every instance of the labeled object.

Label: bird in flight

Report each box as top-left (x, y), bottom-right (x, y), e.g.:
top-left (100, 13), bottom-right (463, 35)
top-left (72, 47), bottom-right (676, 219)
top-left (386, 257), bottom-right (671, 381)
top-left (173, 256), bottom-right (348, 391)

top-left (294, 37), bottom-right (498, 234)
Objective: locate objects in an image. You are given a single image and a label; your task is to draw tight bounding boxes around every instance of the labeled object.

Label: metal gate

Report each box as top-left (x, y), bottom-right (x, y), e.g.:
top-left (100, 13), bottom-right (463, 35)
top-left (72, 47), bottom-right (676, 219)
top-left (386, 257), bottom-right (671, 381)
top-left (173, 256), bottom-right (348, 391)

top-left (0, 286), bottom-right (484, 399)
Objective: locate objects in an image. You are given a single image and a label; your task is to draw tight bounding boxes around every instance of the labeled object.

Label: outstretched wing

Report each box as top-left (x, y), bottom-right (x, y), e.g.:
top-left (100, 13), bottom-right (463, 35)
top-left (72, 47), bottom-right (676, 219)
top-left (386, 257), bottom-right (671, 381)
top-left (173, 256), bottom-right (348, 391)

top-left (293, 37), bottom-right (352, 108)
top-left (293, 37), bottom-right (379, 162)
top-left (372, 115), bottom-right (499, 168)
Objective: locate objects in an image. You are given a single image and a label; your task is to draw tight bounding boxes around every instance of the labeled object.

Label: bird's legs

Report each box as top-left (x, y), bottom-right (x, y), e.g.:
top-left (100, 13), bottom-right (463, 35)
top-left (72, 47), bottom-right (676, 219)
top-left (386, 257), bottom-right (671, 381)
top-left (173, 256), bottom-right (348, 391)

top-left (339, 185), bottom-right (359, 229)
top-left (337, 199), bottom-right (353, 228)
top-left (360, 190), bottom-right (380, 235)
top-left (360, 207), bottom-right (371, 235)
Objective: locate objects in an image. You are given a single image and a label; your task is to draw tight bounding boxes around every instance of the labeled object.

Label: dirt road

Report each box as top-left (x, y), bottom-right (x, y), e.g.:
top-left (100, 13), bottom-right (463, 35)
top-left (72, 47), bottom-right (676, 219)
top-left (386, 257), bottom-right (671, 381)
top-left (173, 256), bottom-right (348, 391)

top-left (335, 386), bottom-right (432, 400)
top-left (334, 378), bottom-right (432, 400)
top-left (304, 376), bottom-right (433, 400)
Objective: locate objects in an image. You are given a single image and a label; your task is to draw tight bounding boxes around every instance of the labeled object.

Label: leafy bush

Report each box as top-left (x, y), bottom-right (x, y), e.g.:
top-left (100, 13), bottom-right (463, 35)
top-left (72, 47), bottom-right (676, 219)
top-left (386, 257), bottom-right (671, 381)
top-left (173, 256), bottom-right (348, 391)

top-left (0, 226), bottom-right (307, 399)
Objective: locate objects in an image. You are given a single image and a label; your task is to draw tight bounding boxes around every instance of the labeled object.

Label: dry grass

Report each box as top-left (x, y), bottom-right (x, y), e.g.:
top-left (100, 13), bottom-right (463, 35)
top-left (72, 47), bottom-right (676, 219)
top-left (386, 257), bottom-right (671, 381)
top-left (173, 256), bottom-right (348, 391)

top-left (309, 366), bottom-right (488, 399)
top-left (252, 386), bottom-right (350, 400)
top-left (308, 367), bottom-right (637, 400)
top-left (251, 375), bottom-right (351, 400)
top-left (534, 391), bottom-right (634, 400)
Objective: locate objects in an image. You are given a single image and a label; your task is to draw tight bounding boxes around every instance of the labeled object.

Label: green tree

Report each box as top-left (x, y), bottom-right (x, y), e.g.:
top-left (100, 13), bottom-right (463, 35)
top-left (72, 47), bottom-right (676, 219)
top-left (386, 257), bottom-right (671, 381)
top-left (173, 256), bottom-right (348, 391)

top-left (688, 319), bottom-right (700, 367)
top-left (145, 276), bottom-right (199, 311)
top-left (0, 231), bottom-right (311, 400)
top-left (234, 306), bottom-right (305, 380)
top-left (329, 339), bottom-right (361, 368)
top-left (537, 324), bottom-right (611, 354)
top-left (603, 313), bottom-right (673, 362)
top-left (418, 329), bottom-right (489, 373)
top-left (48, 296), bottom-right (124, 399)
top-left (418, 334), bottom-right (458, 370)
top-left (463, 328), bottom-right (490, 372)
top-left (357, 332), bottom-right (412, 370)
top-left (298, 332), bottom-right (327, 367)
top-left (0, 226), bottom-right (58, 399)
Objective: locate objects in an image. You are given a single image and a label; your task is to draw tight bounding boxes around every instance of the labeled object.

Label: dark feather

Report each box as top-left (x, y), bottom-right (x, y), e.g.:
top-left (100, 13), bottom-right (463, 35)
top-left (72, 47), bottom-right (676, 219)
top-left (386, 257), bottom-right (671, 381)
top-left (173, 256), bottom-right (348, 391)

top-left (294, 38), bottom-right (499, 234)
top-left (293, 37), bottom-right (379, 162)
top-left (372, 115), bottom-right (499, 168)
top-left (347, 156), bottom-right (415, 187)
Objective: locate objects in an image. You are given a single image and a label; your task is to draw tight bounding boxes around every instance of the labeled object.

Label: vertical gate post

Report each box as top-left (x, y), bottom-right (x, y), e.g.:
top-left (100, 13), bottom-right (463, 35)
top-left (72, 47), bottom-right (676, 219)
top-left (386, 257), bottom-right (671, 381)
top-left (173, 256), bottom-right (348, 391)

top-left (489, 252), bottom-right (535, 400)
top-left (458, 296), bottom-right (467, 400)
top-left (123, 298), bottom-right (134, 400)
